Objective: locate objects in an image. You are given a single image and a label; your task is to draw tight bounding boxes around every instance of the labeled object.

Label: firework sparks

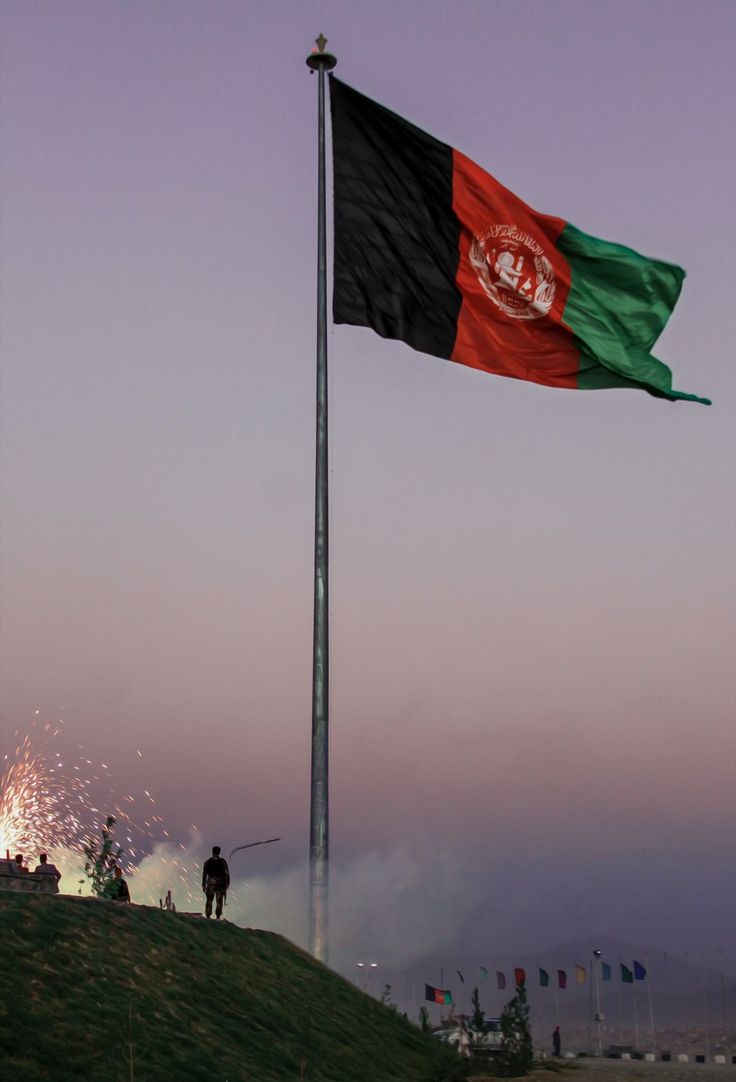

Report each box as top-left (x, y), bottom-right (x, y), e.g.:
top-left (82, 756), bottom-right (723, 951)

top-left (0, 721), bottom-right (91, 857)
top-left (0, 716), bottom-right (200, 905)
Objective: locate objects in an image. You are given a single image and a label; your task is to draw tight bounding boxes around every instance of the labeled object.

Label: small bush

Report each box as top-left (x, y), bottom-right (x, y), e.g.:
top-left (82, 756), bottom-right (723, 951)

top-left (80, 815), bottom-right (123, 898)
top-left (494, 982), bottom-right (533, 1077)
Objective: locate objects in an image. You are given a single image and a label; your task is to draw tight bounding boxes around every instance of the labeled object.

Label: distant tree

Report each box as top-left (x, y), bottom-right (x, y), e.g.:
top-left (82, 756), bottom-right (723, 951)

top-left (471, 986), bottom-right (485, 1032)
top-left (80, 815), bottom-right (124, 898)
top-left (419, 1005), bottom-right (431, 1034)
top-left (495, 980), bottom-right (533, 1077)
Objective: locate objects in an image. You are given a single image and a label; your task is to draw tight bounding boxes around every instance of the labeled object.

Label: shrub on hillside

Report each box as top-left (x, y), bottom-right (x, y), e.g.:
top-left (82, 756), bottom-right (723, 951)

top-left (80, 815), bottom-right (124, 897)
top-left (494, 981), bottom-right (533, 1077)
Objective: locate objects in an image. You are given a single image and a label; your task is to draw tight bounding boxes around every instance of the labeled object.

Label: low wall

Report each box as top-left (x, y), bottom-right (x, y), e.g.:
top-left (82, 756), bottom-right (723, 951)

top-left (0, 860), bottom-right (59, 894)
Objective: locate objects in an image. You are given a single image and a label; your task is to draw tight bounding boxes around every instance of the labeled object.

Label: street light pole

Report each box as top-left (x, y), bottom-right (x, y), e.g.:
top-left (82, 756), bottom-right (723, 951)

top-left (227, 838), bottom-right (281, 863)
top-left (593, 949), bottom-right (604, 1057)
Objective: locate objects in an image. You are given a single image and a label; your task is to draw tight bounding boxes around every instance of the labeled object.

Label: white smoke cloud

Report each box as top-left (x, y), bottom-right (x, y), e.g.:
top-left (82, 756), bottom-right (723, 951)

top-left (224, 844), bottom-right (477, 971)
top-left (51, 837), bottom-right (478, 978)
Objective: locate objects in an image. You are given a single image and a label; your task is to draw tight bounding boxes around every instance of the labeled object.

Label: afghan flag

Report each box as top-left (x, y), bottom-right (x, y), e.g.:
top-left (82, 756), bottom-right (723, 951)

top-left (557, 970), bottom-right (567, 990)
top-left (621, 963), bottom-right (634, 984)
top-left (634, 960), bottom-right (647, 981)
top-left (496, 971), bottom-right (507, 991)
top-left (330, 77), bottom-right (708, 405)
top-left (575, 964), bottom-right (587, 985)
top-left (425, 983), bottom-right (453, 1005)
top-left (514, 968), bottom-right (526, 987)
top-left (539, 968), bottom-right (549, 988)
top-left (601, 962), bottom-right (612, 982)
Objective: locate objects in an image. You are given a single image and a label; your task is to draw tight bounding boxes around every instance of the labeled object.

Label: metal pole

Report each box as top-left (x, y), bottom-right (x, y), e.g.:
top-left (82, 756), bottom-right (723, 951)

top-left (645, 957), bottom-right (656, 1054)
top-left (305, 34), bottom-right (336, 964)
top-left (593, 950), bottom-right (603, 1057)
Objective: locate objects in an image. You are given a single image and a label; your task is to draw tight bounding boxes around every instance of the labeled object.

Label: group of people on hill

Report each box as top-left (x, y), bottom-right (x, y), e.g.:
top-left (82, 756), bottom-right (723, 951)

top-left (8, 852), bottom-right (131, 902)
top-left (9, 852), bottom-right (61, 882)
top-left (8, 844), bottom-right (229, 918)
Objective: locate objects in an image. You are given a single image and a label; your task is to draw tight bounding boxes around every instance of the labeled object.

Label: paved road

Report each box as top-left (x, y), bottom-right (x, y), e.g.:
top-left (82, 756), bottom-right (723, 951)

top-left (471, 1060), bottom-right (736, 1082)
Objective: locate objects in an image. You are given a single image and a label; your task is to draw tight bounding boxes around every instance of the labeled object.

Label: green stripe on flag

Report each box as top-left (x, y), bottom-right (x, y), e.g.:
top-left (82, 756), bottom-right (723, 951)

top-left (558, 224), bottom-right (710, 404)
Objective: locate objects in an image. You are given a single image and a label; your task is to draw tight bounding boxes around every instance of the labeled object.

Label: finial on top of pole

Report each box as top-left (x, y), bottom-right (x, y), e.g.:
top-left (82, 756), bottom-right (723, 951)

top-left (306, 34), bottom-right (337, 72)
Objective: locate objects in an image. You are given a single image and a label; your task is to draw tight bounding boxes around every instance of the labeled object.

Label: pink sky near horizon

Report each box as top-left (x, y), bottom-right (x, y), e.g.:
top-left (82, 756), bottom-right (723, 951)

top-left (1, 1), bottom-right (734, 969)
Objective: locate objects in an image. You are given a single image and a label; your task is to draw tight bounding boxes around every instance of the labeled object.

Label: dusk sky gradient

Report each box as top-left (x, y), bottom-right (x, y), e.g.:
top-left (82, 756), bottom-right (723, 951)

top-left (1, 1), bottom-right (734, 978)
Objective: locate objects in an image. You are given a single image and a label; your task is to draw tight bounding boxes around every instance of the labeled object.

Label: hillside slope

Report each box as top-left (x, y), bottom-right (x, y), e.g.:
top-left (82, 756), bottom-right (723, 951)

top-left (0, 893), bottom-right (458, 1082)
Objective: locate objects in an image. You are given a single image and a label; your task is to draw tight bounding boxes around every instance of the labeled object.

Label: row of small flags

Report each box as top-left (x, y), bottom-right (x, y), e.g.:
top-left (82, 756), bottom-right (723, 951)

top-left (426, 961), bottom-right (647, 1004)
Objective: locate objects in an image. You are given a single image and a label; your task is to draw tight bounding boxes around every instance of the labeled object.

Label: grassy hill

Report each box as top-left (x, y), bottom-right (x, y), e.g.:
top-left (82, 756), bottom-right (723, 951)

top-left (0, 892), bottom-right (461, 1082)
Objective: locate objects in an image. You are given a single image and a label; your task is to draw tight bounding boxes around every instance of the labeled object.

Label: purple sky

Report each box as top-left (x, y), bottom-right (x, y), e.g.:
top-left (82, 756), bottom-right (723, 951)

top-left (1, 1), bottom-right (734, 974)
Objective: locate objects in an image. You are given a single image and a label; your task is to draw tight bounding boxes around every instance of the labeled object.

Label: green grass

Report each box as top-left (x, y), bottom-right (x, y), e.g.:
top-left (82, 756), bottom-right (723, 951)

top-left (0, 893), bottom-right (460, 1082)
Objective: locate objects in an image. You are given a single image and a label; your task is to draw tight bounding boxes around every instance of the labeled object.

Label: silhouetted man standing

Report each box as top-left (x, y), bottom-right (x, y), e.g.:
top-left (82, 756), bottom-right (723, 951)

top-left (202, 846), bottom-right (230, 919)
top-left (553, 1025), bottom-right (561, 1057)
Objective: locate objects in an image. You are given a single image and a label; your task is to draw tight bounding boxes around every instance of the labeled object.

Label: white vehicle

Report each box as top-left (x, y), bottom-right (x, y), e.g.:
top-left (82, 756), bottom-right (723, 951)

top-left (472, 1017), bottom-right (503, 1055)
top-left (432, 1016), bottom-right (503, 1057)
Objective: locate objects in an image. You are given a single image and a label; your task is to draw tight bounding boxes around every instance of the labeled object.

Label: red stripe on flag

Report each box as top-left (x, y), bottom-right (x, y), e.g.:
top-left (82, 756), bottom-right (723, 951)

top-left (451, 149), bottom-right (579, 389)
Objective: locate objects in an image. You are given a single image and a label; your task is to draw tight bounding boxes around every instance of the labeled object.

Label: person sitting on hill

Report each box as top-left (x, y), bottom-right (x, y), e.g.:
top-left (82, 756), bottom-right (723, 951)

top-left (34, 853), bottom-right (61, 883)
top-left (110, 865), bottom-right (131, 903)
top-left (202, 845), bottom-right (230, 920)
top-left (10, 853), bottom-right (28, 874)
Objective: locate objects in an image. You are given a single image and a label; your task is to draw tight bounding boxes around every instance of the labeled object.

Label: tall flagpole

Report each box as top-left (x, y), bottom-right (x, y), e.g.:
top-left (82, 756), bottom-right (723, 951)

top-left (306, 34), bottom-right (336, 963)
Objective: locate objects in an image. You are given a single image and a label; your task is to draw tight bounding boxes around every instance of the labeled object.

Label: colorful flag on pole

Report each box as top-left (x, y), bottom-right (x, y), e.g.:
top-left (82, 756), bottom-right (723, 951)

top-left (457, 970), bottom-right (465, 983)
top-left (634, 961), bottom-right (647, 981)
top-left (425, 984), bottom-right (453, 1005)
top-left (601, 962), bottom-right (612, 982)
top-left (575, 965), bottom-right (586, 984)
top-left (329, 77), bottom-right (709, 405)
top-left (557, 970), bottom-right (567, 990)
top-left (514, 968), bottom-right (526, 987)
top-left (496, 971), bottom-right (507, 991)
top-left (620, 963), bottom-right (634, 984)
top-left (539, 968), bottom-right (549, 988)
top-left (479, 966), bottom-right (488, 981)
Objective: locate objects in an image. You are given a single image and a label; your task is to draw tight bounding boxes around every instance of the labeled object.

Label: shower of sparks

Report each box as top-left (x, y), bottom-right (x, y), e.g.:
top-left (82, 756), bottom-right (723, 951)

top-left (0, 717), bottom-right (199, 905)
top-left (0, 720), bottom-right (93, 858)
